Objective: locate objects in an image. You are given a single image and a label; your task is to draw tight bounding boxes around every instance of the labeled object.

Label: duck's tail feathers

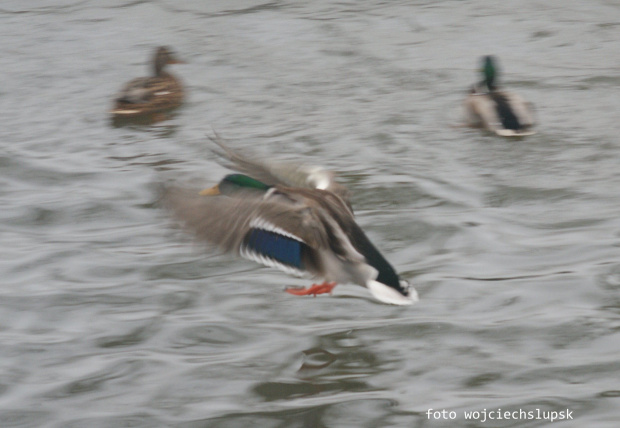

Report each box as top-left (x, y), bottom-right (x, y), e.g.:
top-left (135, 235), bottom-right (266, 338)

top-left (366, 280), bottom-right (419, 306)
top-left (495, 129), bottom-right (536, 137)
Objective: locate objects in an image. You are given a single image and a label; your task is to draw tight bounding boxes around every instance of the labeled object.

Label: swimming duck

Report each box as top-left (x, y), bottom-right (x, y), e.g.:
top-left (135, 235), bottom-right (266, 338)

top-left (464, 55), bottom-right (535, 137)
top-left (110, 46), bottom-right (184, 118)
top-left (162, 139), bottom-right (417, 306)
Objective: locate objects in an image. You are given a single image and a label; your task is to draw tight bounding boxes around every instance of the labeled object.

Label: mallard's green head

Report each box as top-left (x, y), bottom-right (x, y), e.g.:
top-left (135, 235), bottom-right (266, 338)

top-left (153, 46), bottom-right (183, 76)
top-left (200, 174), bottom-right (271, 196)
top-left (481, 55), bottom-right (498, 90)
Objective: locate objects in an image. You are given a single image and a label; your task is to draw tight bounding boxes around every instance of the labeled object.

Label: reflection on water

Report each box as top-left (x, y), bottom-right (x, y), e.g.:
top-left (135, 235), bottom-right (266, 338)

top-left (2, 0), bottom-right (620, 426)
top-left (110, 112), bottom-right (175, 128)
top-left (299, 347), bottom-right (337, 371)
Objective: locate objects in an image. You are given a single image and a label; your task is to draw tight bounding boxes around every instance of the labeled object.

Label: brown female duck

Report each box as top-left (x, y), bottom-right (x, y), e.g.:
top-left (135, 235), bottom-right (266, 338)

top-left (111, 46), bottom-right (184, 118)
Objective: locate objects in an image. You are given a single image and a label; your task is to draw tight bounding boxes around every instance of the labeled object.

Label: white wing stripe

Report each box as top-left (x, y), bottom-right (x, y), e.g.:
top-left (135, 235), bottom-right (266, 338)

top-left (248, 217), bottom-right (305, 243)
top-left (240, 245), bottom-right (306, 277)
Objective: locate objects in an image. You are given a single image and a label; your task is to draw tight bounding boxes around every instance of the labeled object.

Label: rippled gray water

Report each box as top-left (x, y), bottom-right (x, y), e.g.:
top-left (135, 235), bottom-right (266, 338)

top-left (2, 1), bottom-right (620, 427)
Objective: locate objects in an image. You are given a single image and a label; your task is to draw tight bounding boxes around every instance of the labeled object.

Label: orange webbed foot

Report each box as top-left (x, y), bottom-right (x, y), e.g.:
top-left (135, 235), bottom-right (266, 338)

top-left (285, 282), bottom-right (337, 297)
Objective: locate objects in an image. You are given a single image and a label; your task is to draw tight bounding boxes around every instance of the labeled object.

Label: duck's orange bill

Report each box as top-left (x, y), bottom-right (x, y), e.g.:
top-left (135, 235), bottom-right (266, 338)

top-left (199, 185), bottom-right (220, 196)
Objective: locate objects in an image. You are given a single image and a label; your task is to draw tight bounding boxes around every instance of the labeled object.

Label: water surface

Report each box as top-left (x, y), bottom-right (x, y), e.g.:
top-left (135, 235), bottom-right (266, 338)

top-left (2, 1), bottom-right (620, 426)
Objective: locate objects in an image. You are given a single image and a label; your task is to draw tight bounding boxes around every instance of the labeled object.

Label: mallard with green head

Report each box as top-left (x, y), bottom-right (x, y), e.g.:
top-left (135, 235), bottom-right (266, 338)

top-left (162, 139), bottom-right (417, 306)
top-left (110, 46), bottom-right (184, 118)
top-left (465, 55), bottom-right (535, 137)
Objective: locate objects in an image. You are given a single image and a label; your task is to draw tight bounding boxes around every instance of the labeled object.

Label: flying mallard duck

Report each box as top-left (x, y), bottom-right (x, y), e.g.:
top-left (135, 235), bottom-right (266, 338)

top-left (162, 137), bottom-right (418, 306)
top-left (110, 46), bottom-right (184, 118)
top-left (464, 55), bottom-right (535, 137)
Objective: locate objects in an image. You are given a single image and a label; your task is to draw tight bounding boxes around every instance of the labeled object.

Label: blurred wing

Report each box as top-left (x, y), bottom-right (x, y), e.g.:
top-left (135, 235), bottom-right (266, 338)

top-left (161, 186), bottom-right (330, 275)
top-left (115, 76), bottom-right (180, 106)
top-left (466, 93), bottom-right (502, 132)
top-left (503, 92), bottom-right (535, 127)
top-left (115, 78), bottom-right (152, 104)
top-left (208, 133), bottom-right (350, 204)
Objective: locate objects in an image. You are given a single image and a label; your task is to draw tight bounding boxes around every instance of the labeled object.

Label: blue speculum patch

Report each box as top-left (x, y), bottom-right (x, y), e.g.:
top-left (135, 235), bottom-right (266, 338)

top-left (244, 228), bottom-right (304, 269)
